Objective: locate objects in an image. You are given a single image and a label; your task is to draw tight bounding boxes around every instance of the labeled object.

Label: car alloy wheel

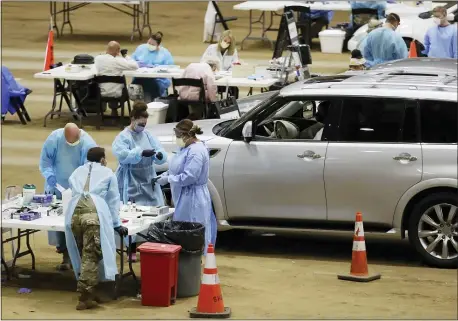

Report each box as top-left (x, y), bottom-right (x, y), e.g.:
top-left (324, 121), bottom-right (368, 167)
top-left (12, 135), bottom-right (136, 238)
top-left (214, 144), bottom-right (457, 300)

top-left (417, 203), bottom-right (458, 260)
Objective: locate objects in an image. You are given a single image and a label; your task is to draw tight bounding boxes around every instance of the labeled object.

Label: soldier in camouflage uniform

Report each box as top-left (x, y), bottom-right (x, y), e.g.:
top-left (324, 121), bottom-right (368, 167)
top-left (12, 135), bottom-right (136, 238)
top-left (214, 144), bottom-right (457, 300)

top-left (66, 147), bottom-right (127, 310)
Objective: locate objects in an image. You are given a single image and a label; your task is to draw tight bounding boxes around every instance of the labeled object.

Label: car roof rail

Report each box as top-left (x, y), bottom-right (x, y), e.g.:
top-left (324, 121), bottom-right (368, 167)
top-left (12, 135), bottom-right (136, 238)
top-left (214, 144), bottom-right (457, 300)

top-left (321, 81), bottom-right (456, 90)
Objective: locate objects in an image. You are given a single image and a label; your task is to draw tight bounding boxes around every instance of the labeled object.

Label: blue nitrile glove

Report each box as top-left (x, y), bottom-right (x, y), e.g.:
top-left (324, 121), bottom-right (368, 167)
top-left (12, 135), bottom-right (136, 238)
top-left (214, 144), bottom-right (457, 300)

top-left (157, 172), bottom-right (169, 186)
top-left (137, 61), bottom-right (148, 68)
top-left (47, 176), bottom-right (57, 188)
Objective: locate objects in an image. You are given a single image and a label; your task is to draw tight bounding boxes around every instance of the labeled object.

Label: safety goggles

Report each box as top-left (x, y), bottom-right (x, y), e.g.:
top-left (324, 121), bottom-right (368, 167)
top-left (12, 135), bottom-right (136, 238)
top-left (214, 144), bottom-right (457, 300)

top-left (173, 127), bottom-right (189, 138)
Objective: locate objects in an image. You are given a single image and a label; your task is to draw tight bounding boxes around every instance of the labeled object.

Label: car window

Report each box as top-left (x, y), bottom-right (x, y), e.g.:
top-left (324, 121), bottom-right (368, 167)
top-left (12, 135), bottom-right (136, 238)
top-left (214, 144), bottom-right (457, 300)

top-left (337, 98), bottom-right (418, 143)
top-left (420, 100), bottom-right (457, 144)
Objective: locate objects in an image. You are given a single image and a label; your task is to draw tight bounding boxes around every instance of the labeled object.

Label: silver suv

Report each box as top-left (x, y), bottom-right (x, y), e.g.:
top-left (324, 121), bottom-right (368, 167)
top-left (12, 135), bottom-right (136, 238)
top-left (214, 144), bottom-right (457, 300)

top-left (149, 70), bottom-right (457, 268)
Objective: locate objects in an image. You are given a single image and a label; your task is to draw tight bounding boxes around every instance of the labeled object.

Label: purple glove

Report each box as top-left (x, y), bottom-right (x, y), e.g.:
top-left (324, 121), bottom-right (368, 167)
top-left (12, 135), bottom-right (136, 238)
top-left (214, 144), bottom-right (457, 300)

top-left (18, 288), bottom-right (32, 294)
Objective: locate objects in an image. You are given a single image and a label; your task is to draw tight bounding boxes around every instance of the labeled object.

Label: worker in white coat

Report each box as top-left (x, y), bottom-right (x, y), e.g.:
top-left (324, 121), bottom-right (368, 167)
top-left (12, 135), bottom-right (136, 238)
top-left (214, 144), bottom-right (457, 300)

top-left (64, 147), bottom-right (127, 310)
top-left (201, 30), bottom-right (239, 72)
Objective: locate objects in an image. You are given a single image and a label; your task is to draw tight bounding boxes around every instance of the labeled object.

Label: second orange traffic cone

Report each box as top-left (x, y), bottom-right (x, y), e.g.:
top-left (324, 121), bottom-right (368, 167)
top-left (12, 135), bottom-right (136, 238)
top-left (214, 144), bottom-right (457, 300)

top-left (189, 244), bottom-right (231, 318)
top-left (338, 212), bottom-right (381, 282)
top-left (408, 40), bottom-right (418, 58)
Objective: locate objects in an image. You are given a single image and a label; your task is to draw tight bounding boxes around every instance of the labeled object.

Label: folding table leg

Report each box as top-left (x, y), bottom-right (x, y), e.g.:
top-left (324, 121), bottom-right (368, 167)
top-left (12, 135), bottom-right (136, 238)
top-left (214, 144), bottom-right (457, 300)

top-left (1, 231), bottom-right (11, 280)
top-left (26, 232), bottom-right (35, 270)
top-left (127, 236), bottom-right (139, 294)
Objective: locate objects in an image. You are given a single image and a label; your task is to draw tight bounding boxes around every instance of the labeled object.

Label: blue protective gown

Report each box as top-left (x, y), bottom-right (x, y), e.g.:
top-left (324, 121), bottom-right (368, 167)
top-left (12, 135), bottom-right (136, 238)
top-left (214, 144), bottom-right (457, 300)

top-left (64, 162), bottom-right (121, 281)
top-left (131, 44), bottom-right (174, 101)
top-left (423, 24), bottom-right (458, 59)
top-left (1, 66), bottom-right (30, 115)
top-left (112, 127), bottom-right (168, 206)
top-left (363, 27), bottom-right (408, 67)
top-left (166, 141), bottom-right (214, 254)
top-left (39, 128), bottom-right (97, 249)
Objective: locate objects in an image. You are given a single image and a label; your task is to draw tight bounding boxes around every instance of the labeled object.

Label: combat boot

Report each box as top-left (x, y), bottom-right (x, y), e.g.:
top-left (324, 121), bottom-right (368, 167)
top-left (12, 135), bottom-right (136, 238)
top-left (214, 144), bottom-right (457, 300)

top-left (76, 292), bottom-right (98, 310)
top-left (56, 250), bottom-right (71, 271)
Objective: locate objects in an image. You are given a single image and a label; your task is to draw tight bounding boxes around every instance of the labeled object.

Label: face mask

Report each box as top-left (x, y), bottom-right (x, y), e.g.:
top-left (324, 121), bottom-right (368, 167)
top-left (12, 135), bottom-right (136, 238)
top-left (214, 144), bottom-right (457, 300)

top-left (220, 41), bottom-right (230, 49)
top-left (176, 137), bottom-right (187, 148)
top-left (66, 140), bottom-right (80, 147)
top-left (134, 122), bottom-right (146, 133)
top-left (148, 44), bottom-right (157, 51)
top-left (433, 17), bottom-right (442, 25)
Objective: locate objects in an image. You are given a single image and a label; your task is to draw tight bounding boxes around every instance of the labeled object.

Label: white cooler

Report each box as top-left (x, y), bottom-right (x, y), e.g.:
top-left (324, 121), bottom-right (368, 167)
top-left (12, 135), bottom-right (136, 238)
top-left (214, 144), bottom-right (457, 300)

top-left (319, 29), bottom-right (346, 54)
top-left (147, 101), bottom-right (169, 124)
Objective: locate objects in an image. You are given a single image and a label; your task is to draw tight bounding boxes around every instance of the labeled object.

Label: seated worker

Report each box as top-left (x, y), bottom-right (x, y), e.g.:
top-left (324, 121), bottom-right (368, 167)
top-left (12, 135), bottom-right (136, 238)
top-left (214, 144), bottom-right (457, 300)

top-left (132, 32), bottom-right (174, 103)
top-left (94, 41), bottom-right (138, 116)
top-left (201, 30), bottom-right (240, 99)
top-left (178, 58), bottom-right (219, 120)
top-left (344, 1), bottom-right (387, 51)
top-left (64, 147), bottom-right (127, 310)
top-left (348, 49), bottom-right (367, 71)
top-left (299, 7), bottom-right (335, 42)
top-left (299, 101), bottom-right (330, 140)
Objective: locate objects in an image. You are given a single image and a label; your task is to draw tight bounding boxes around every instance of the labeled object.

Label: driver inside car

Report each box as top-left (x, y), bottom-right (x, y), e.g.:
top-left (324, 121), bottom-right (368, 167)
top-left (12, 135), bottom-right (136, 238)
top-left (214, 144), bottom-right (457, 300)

top-left (299, 101), bottom-right (330, 140)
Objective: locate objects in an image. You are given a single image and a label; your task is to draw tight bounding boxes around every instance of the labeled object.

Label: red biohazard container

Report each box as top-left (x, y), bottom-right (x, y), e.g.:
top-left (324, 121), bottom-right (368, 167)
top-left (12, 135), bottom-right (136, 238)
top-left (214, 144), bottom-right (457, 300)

top-left (138, 242), bottom-right (182, 307)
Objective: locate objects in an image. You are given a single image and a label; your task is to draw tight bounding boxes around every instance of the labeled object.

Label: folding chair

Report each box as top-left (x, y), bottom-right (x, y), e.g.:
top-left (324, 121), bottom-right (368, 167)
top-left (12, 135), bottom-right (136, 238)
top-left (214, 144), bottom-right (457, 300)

top-left (172, 77), bottom-right (209, 121)
top-left (1, 66), bottom-right (32, 125)
top-left (93, 75), bottom-right (132, 130)
top-left (211, 1), bottom-right (238, 43)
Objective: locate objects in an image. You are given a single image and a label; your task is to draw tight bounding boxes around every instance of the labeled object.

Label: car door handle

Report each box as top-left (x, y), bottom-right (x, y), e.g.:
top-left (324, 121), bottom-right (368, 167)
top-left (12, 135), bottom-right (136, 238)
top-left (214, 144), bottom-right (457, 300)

top-left (393, 153), bottom-right (417, 162)
top-left (297, 150), bottom-right (321, 159)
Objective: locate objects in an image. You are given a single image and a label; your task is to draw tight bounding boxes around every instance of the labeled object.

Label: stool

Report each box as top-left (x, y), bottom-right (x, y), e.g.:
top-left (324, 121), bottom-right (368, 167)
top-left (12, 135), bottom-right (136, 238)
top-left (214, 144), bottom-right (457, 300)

top-left (138, 242), bottom-right (182, 307)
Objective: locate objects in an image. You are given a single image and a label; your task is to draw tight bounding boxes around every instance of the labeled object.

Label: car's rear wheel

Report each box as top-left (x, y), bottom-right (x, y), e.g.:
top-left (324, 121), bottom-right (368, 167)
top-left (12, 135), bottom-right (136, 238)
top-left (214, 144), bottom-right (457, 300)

top-left (408, 192), bottom-right (458, 268)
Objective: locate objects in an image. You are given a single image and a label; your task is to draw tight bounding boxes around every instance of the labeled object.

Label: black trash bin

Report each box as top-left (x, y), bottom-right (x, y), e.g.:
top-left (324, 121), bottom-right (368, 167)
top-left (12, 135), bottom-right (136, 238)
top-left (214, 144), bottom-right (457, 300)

top-left (145, 221), bottom-right (205, 298)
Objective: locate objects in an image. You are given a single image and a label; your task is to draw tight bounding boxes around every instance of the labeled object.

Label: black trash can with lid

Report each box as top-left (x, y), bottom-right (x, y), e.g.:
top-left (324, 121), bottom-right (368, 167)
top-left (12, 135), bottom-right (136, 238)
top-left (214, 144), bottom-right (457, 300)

top-left (145, 221), bottom-right (205, 298)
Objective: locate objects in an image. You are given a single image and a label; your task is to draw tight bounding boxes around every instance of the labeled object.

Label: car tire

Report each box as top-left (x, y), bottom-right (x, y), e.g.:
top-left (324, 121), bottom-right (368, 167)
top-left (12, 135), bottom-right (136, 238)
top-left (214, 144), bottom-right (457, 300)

top-left (408, 192), bottom-right (458, 269)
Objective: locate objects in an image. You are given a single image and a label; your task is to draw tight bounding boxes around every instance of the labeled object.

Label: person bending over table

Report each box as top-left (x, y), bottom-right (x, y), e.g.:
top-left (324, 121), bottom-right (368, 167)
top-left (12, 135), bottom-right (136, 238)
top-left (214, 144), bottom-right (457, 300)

top-left (179, 58), bottom-right (219, 120)
top-left (94, 41), bottom-right (138, 116)
top-left (201, 30), bottom-right (240, 99)
top-left (157, 119), bottom-right (217, 254)
top-left (131, 31), bottom-right (174, 103)
top-left (112, 102), bottom-right (168, 262)
top-left (39, 123), bottom-right (97, 271)
top-left (64, 147), bottom-right (127, 310)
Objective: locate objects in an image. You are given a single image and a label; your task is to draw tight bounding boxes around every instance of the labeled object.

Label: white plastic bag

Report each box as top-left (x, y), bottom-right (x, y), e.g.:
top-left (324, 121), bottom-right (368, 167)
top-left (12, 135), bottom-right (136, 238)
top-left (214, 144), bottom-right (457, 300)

top-left (203, 1), bottom-right (222, 43)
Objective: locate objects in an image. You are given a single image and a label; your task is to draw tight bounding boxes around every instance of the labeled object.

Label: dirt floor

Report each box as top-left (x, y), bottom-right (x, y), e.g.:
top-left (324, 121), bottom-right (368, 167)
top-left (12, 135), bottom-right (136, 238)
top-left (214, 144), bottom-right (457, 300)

top-left (1, 1), bottom-right (457, 319)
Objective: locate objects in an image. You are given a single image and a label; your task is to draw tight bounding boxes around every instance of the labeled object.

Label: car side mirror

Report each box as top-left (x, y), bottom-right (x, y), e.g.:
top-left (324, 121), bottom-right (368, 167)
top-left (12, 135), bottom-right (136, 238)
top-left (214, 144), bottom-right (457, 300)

top-left (242, 121), bottom-right (253, 143)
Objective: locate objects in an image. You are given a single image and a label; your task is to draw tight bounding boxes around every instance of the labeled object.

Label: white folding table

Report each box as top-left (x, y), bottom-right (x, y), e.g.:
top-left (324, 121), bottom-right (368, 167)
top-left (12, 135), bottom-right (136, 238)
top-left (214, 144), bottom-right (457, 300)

top-left (215, 76), bottom-right (278, 98)
top-left (1, 209), bottom-right (173, 298)
top-left (49, 0), bottom-right (152, 41)
top-left (34, 65), bottom-right (97, 127)
top-left (233, 1), bottom-right (444, 49)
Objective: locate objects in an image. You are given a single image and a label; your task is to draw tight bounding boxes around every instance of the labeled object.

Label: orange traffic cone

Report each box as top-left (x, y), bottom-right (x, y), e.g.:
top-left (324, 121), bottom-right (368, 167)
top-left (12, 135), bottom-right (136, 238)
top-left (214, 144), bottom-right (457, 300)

top-left (189, 244), bottom-right (231, 319)
top-left (338, 212), bottom-right (381, 282)
top-left (408, 40), bottom-right (418, 58)
top-left (43, 17), bottom-right (55, 71)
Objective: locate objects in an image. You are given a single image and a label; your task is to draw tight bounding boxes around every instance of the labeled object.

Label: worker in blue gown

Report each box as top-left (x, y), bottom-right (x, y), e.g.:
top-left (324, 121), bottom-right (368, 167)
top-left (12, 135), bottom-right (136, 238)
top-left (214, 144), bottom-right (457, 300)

top-left (423, 6), bottom-right (457, 59)
top-left (131, 31), bottom-right (174, 103)
top-left (64, 147), bottom-right (128, 310)
top-left (157, 119), bottom-right (217, 254)
top-left (39, 123), bottom-right (97, 271)
top-left (112, 101), bottom-right (167, 261)
top-left (363, 13), bottom-right (408, 68)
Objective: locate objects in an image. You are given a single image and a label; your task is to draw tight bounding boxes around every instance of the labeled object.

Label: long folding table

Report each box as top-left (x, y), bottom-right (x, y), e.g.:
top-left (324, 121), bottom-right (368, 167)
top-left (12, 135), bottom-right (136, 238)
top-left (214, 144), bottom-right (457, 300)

top-left (1, 208), bottom-right (174, 298)
top-left (49, 0), bottom-right (152, 41)
top-left (233, 1), bottom-right (444, 49)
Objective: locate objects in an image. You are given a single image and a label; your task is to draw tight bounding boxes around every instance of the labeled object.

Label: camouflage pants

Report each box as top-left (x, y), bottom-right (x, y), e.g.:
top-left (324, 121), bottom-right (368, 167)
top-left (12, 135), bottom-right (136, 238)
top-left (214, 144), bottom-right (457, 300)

top-left (71, 209), bottom-right (102, 295)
